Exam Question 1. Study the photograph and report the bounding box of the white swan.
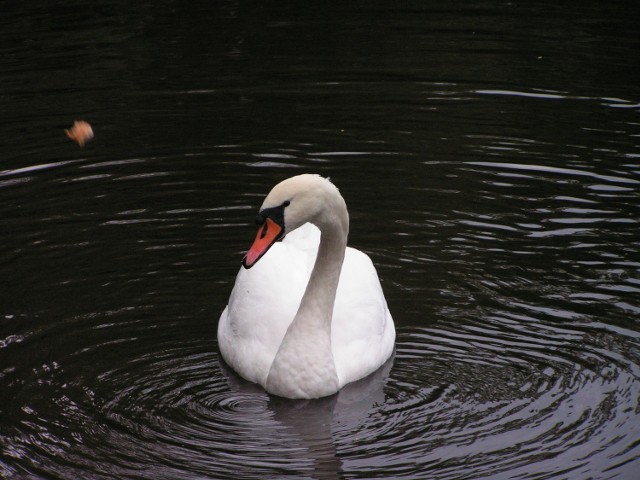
[218,174,395,399]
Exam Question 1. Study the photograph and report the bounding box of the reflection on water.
[1,1,640,479]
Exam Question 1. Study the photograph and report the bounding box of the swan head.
[242,174,348,269]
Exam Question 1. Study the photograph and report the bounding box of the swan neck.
[296,222,347,329]
[265,182,349,398]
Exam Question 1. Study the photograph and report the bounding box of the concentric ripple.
[330,316,640,479]
[3,308,638,480]
[0,311,318,479]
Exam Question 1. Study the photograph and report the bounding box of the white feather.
[218,175,395,399]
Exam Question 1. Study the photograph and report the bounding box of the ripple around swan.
[0,312,323,479]
[2,285,639,478]
[337,318,640,480]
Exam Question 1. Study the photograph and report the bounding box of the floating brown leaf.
[65,120,94,147]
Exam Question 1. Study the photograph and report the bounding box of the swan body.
[218,174,395,399]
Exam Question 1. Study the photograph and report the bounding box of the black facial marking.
[255,211,266,226]
[255,200,290,229]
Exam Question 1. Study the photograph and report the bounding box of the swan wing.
[332,247,396,385]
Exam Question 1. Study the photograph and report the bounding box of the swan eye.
[283,200,290,207]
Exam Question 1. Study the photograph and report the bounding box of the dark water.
[2,1,640,479]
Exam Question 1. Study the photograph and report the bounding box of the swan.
[218,174,395,399]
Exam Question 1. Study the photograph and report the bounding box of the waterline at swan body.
[218,174,396,399]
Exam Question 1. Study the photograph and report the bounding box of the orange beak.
[242,217,284,269]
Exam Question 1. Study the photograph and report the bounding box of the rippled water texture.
[2,2,640,479]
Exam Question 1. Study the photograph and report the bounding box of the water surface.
[1,2,639,479]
